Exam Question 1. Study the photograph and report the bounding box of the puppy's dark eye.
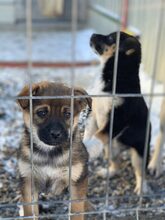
[36,109,48,118]
[105,47,109,52]
[62,106,71,119]
[64,111,71,119]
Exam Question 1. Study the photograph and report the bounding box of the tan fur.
[83,114,97,141]
[126,49,135,55]
[130,148,147,194]
[95,130,109,145]
[34,104,50,114]
[100,43,116,64]
[23,112,31,129]
[21,178,39,220]
[92,97,111,128]
[148,98,165,176]
[71,177,88,220]
[109,160,120,177]
[17,81,92,220]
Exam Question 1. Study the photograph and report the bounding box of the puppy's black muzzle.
[90,33,114,55]
[50,129,62,140]
[90,33,105,55]
[90,33,98,46]
[38,120,68,146]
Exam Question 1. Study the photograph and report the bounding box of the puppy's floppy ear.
[17,84,39,110]
[121,36,141,56]
[74,87,92,110]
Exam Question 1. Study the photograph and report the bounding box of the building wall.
[88,0,121,34]
[128,0,165,83]
[88,0,165,83]
[0,0,16,24]
[14,0,88,22]
[0,0,88,25]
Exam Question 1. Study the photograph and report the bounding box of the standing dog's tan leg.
[148,98,165,176]
[94,132,119,179]
[83,114,103,158]
[70,177,89,220]
[83,114,98,141]
[130,148,148,195]
[148,132,165,177]
[108,139,124,175]
[21,178,39,220]
[95,130,108,146]
[83,113,98,154]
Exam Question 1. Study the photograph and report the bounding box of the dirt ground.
[0,67,165,219]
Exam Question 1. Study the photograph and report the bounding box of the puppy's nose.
[90,33,98,47]
[50,129,62,140]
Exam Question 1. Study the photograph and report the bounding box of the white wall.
[0,0,16,24]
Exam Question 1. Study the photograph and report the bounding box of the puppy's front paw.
[134,180,148,195]
[109,163,119,177]
[134,184,141,195]
[83,136,103,158]
[148,158,163,177]
[18,205,24,216]
[97,165,119,178]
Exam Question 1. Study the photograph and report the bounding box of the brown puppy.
[148,98,165,177]
[17,81,92,220]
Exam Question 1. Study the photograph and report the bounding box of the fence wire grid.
[0,0,165,220]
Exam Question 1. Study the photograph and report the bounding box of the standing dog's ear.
[121,36,141,56]
[17,84,40,110]
[74,87,92,111]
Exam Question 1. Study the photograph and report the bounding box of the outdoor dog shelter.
[0,0,165,219]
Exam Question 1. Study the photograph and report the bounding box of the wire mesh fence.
[0,0,165,220]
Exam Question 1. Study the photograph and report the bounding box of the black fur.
[91,31,151,163]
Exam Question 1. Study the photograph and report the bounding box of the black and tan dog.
[17,81,92,220]
[83,32,151,194]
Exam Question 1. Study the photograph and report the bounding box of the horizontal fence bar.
[0,61,99,68]
[1,93,165,101]
[2,206,165,220]
[1,190,165,209]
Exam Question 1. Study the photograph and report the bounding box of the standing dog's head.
[17,81,91,147]
[90,31,141,64]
